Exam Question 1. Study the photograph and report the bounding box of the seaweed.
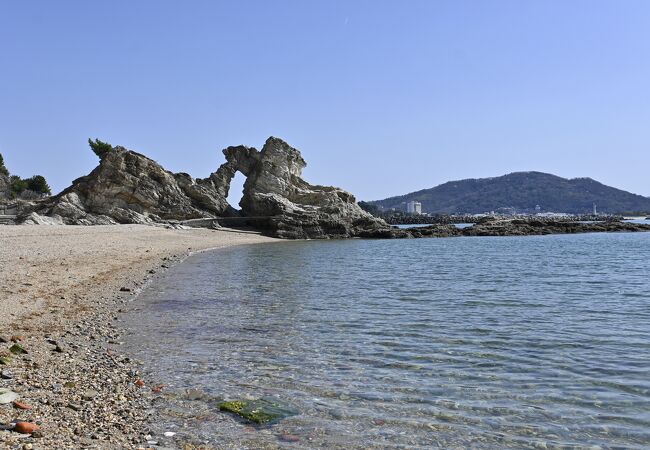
[218,398,295,424]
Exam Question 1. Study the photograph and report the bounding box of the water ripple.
[125,233,650,449]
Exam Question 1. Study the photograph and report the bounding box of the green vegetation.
[88,138,113,158]
[25,175,51,195]
[358,201,380,216]
[0,153,51,198]
[0,153,8,176]
[9,176,28,196]
[9,175,51,197]
[371,172,650,215]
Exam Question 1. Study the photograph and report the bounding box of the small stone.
[0,336,8,343]
[119,287,131,292]
[0,356,10,365]
[278,434,300,443]
[0,388,20,404]
[12,401,31,410]
[0,369,12,379]
[10,335,24,342]
[67,402,82,411]
[64,381,76,388]
[82,389,99,400]
[23,444,33,450]
[163,431,176,437]
[13,422,40,434]
[9,344,27,355]
[134,379,145,388]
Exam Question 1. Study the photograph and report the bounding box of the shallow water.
[125,233,650,449]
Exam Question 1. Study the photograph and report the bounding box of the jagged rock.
[20,137,393,238]
[23,144,234,225]
[216,137,390,238]
[21,212,65,225]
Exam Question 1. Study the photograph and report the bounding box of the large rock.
[23,144,235,225]
[216,137,390,238]
[20,137,392,238]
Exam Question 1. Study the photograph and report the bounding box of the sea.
[124,227,650,449]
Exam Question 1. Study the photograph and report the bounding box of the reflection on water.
[125,233,650,449]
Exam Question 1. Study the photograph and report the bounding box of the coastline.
[0,224,275,449]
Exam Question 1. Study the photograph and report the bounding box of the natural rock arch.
[21,136,389,238]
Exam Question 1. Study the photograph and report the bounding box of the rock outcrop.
[216,137,389,238]
[21,137,392,238]
[23,143,235,226]
[395,218,650,238]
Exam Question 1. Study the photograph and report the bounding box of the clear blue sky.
[1,0,649,204]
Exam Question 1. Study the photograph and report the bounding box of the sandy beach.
[0,224,275,449]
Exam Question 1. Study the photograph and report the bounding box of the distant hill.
[370,172,650,215]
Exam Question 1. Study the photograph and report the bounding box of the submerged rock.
[218,399,295,424]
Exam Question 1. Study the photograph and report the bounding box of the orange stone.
[14,421,40,434]
[12,401,32,410]
[134,379,145,387]
[10,335,24,342]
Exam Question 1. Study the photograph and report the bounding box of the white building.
[407,201,422,214]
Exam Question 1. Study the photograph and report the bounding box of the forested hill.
[370,172,650,215]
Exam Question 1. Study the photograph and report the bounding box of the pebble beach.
[0,225,274,449]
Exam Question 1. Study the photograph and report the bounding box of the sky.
[1,0,649,206]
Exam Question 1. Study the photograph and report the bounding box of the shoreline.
[0,224,276,449]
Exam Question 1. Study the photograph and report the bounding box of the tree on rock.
[25,175,51,195]
[0,153,8,176]
[10,176,28,197]
[88,138,113,158]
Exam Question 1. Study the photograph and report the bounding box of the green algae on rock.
[218,399,295,424]
[9,344,27,354]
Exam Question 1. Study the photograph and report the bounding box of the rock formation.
[21,137,392,238]
[216,137,389,238]
[22,142,235,226]
[397,218,650,238]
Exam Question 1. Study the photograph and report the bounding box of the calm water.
[125,233,650,449]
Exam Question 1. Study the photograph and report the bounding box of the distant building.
[593,203,597,215]
[407,201,422,214]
